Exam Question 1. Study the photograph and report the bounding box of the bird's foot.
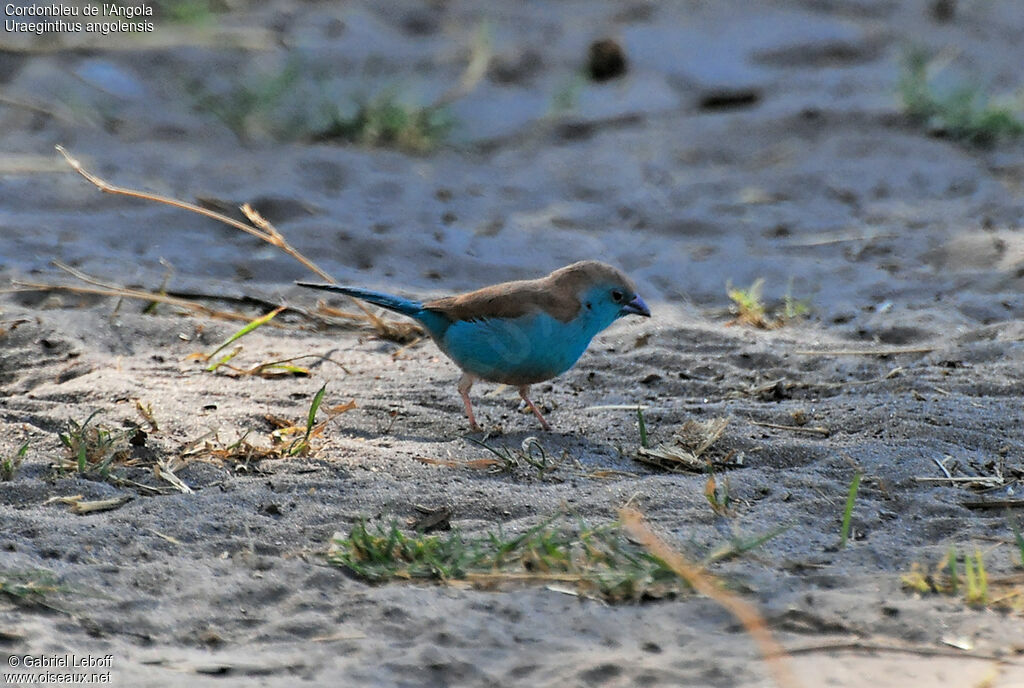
[518,386,551,431]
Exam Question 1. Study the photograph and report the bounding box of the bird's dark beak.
[620,295,650,318]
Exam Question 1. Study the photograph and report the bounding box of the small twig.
[584,404,656,411]
[389,336,424,360]
[961,499,1024,510]
[240,353,351,376]
[147,529,182,545]
[785,640,1012,663]
[750,421,830,436]
[165,290,295,311]
[70,495,133,514]
[8,279,258,323]
[783,231,900,247]
[154,459,193,494]
[311,631,367,642]
[914,477,1004,486]
[53,260,144,292]
[794,347,936,356]
[56,145,333,278]
[53,262,300,325]
[431,24,491,109]
[792,367,905,392]
[932,456,954,481]
[740,379,788,396]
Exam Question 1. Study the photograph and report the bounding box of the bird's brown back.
[423,261,635,324]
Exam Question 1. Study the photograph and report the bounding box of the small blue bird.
[297,261,650,431]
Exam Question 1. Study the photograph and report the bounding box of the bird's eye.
[611,289,624,303]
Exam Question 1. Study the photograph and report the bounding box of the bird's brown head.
[549,261,651,321]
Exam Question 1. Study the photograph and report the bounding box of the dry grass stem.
[54,145,420,342]
[148,529,182,546]
[635,417,737,472]
[785,640,1010,661]
[55,145,330,277]
[431,24,491,109]
[69,496,133,514]
[415,456,505,471]
[783,231,901,247]
[135,400,159,432]
[750,421,830,436]
[8,278,257,323]
[794,347,936,356]
[619,508,802,688]
[961,499,1024,510]
[191,398,356,466]
[155,458,193,494]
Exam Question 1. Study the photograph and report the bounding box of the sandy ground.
[4,1,1024,686]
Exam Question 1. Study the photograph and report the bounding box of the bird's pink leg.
[458,373,481,431]
[518,386,551,431]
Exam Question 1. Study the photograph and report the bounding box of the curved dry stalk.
[54,145,420,341]
[0,92,78,125]
[619,508,803,688]
[47,261,308,325]
[55,145,313,265]
[432,24,491,109]
[9,279,254,323]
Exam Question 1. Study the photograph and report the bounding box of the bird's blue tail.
[296,283,423,317]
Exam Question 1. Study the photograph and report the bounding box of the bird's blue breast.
[434,311,595,385]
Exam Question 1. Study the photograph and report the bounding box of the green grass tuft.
[1009,512,1024,568]
[317,93,454,153]
[329,516,712,602]
[0,569,65,606]
[727,279,767,326]
[1,442,29,481]
[902,546,996,610]
[899,48,1024,146]
[963,548,988,606]
[191,58,305,139]
[288,383,326,456]
[783,278,811,320]
[727,278,810,329]
[550,73,586,115]
[190,58,453,152]
[947,544,959,594]
[636,406,649,449]
[839,470,862,548]
[57,411,136,477]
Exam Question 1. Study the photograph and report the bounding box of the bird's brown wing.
[423,277,581,324]
[423,261,634,324]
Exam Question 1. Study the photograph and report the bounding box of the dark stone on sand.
[588,38,628,82]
